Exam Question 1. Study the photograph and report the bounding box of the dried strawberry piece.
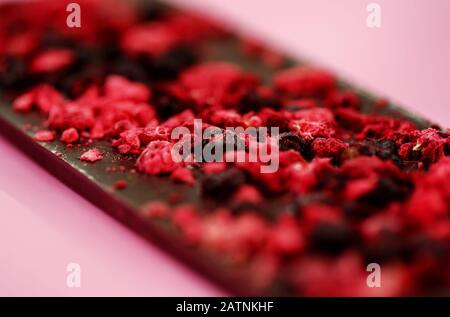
[274,66,336,98]
[34,130,55,142]
[137,140,180,175]
[80,148,103,163]
[30,49,74,73]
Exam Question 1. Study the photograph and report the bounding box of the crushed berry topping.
[2,0,450,297]
[60,127,79,144]
[80,148,103,163]
[34,130,55,142]
[114,179,128,190]
[30,49,75,73]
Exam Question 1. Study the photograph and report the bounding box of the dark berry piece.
[150,46,197,80]
[359,177,413,208]
[154,94,186,120]
[309,222,355,256]
[265,114,290,133]
[0,55,31,89]
[358,139,397,160]
[400,235,449,262]
[137,1,167,21]
[362,230,402,263]
[279,132,311,158]
[201,168,246,201]
[238,91,281,113]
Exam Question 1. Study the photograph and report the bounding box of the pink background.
[1,0,449,296]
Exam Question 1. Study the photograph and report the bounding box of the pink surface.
[1,0,450,296]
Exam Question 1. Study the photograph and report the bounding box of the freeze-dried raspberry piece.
[405,157,450,226]
[47,102,95,131]
[13,84,64,114]
[137,140,180,175]
[334,108,367,132]
[104,75,151,102]
[397,128,448,165]
[292,107,335,123]
[114,179,127,190]
[170,167,195,185]
[201,167,246,200]
[30,49,75,73]
[143,201,170,219]
[328,156,413,209]
[233,184,263,204]
[34,130,55,142]
[285,158,334,194]
[289,119,336,140]
[113,127,169,154]
[171,204,202,243]
[80,148,103,162]
[60,127,79,144]
[239,38,284,68]
[208,109,243,128]
[291,253,375,296]
[267,214,304,255]
[274,67,336,97]
[278,150,305,166]
[121,22,179,57]
[12,91,35,112]
[312,137,348,158]
[325,90,359,110]
[200,210,269,260]
[166,12,225,42]
[171,62,258,108]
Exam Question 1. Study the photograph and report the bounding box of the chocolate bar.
[1,0,449,296]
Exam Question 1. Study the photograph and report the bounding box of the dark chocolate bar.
[1,0,449,296]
